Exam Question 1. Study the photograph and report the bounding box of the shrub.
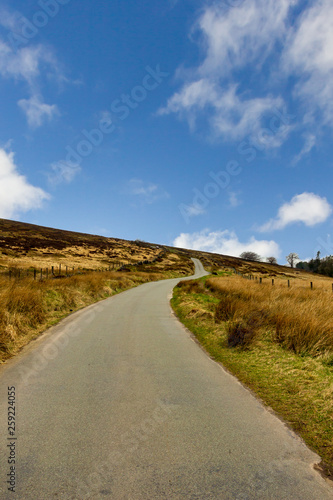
[176,280,204,294]
[227,320,257,349]
[215,295,238,322]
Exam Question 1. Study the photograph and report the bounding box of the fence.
[4,262,125,281]
[227,267,333,292]
[1,249,167,281]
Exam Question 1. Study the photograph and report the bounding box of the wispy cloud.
[282,0,333,126]
[179,202,207,219]
[160,81,284,141]
[173,228,280,259]
[48,161,81,186]
[196,0,292,77]
[159,0,295,144]
[160,1,333,145]
[126,179,169,205]
[0,40,55,85]
[18,95,59,128]
[0,148,49,217]
[227,191,241,208]
[0,11,67,128]
[259,193,332,232]
[292,133,316,165]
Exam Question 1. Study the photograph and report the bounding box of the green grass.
[171,281,333,479]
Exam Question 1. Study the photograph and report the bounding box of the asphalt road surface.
[0,259,332,499]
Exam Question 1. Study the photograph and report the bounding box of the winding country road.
[0,259,332,499]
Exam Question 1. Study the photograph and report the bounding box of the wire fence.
[1,250,167,281]
[2,262,125,281]
[222,267,333,293]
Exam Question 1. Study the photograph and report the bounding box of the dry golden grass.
[0,242,160,273]
[0,269,163,363]
[206,275,333,358]
[0,218,165,273]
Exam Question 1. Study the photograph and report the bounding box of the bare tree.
[266,256,277,265]
[240,251,261,262]
[286,252,299,268]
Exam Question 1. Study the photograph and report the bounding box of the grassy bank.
[0,253,194,363]
[171,272,333,478]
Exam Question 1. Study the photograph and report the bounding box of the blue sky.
[0,0,333,264]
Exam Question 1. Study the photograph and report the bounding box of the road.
[0,258,332,499]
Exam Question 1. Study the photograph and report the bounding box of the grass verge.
[171,273,333,479]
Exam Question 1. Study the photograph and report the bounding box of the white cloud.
[0,23,66,127]
[159,0,295,143]
[48,161,81,186]
[292,133,316,165]
[259,193,332,232]
[227,191,241,208]
[179,202,207,220]
[18,95,59,128]
[129,179,158,196]
[173,228,280,258]
[0,41,55,85]
[126,179,169,204]
[197,0,293,77]
[160,80,284,141]
[282,0,333,125]
[161,1,333,142]
[0,148,49,217]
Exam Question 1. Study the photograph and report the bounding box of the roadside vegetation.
[0,253,193,363]
[172,270,333,478]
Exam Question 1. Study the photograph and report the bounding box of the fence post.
[259,277,262,284]
[52,266,54,276]
[272,279,274,285]
[59,264,61,276]
[288,280,290,288]
[34,269,37,280]
[310,282,313,290]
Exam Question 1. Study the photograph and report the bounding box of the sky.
[0,0,333,264]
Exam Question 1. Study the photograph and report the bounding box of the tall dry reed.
[206,276,333,357]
